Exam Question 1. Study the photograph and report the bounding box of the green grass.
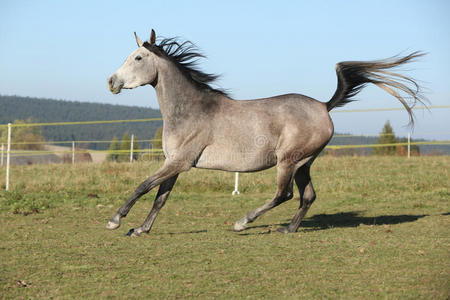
[0,156,449,298]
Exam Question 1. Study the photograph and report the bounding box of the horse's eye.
[135,56,142,61]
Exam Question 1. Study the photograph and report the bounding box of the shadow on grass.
[161,229,208,235]
[298,211,427,231]
[240,211,428,234]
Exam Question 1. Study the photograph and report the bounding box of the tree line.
[0,95,162,150]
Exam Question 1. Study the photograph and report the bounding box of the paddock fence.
[1,105,449,192]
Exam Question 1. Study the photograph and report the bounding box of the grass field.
[0,156,449,298]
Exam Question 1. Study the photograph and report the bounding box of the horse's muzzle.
[108,74,124,94]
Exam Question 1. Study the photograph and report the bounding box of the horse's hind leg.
[277,163,316,233]
[233,162,295,232]
[126,175,178,237]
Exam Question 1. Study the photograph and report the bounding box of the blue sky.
[1,0,449,139]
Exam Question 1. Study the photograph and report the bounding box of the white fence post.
[72,141,75,164]
[6,123,11,191]
[149,140,152,161]
[130,134,134,163]
[1,143,4,166]
[232,172,240,195]
[407,132,411,159]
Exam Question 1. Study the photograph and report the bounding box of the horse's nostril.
[108,75,123,94]
[109,74,119,87]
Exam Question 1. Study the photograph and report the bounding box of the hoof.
[233,222,248,232]
[277,227,290,234]
[106,220,120,230]
[126,228,145,237]
[126,228,138,237]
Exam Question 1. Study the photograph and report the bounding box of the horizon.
[1,94,446,142]
[1,1,449,140]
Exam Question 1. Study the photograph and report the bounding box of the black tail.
[326,52,427,125]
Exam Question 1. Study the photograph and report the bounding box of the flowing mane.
[143,38,228,96]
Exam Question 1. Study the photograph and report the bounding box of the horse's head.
[108,30,158,94]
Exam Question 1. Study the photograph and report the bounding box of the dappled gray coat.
[106,30,425,237]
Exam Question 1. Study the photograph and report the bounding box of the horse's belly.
[195,145,276,172]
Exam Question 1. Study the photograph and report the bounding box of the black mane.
[143,38,228,96]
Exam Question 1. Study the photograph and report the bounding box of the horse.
[107,29,425,236]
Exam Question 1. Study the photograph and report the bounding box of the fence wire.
[1,105,449,191]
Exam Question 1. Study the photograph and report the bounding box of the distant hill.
[0,95,162,149]
[0,95,447,154]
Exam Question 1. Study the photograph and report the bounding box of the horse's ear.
[134,32,143,47]
[150,29,156,45]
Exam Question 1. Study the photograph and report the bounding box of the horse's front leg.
[126,174,178,236]
[106,160,189,231]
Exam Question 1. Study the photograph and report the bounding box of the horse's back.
[232,93,333,139]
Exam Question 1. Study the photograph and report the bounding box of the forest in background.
[0,95,162,150]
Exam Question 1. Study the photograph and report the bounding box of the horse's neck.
[154,59,216,129]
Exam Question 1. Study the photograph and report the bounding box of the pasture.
[0,156,448,298]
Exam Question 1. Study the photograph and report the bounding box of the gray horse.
[107,30,425,236]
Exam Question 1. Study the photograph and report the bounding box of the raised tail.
[326,52,427,125]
